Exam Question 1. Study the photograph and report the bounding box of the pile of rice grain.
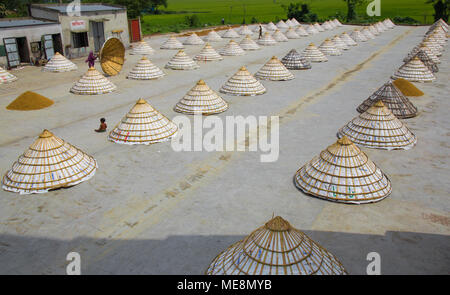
[6,91,54,111]
[393,78,424,97]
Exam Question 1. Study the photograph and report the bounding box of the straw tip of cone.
[337,136,353,145]
[265,216,291,231]
[197,79,206,85]
[373,100,385,107]
[239,66,247,71]
[39,129,53,138]
[136,98,147,104]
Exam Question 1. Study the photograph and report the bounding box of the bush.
[285,3,318,23]
[184,15,201,27]
[393,16,420,24]
[251,17,258,24]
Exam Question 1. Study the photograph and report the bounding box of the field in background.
[141,0,434,35]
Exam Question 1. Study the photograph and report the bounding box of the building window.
[72,32,89,48]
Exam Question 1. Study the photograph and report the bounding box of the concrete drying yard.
[0,25,448,275]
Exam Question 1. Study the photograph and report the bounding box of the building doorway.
[52,33,63,55]
[3,37,30,68]
[91,21,105,52]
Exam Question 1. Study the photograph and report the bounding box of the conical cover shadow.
[220,66,266,96]
[43,52,77,72]
[174,80,229,115]
[2,129,97,194]
[357,81,418,119]
[294,136,392,204]
[127,56,165,80]
[255,56,295,81]
[206,216,348,275]
[70,67,117,95]
[338,100,417,150]
[108,98,178,145]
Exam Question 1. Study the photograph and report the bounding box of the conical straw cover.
[272,30,288,42]
[357,81,418,119]
[318,39,342,56]
[257,32,277,46]
[281,49,312,70]
[204,30,223,42]
[195,43,223,61]
[369,25,380,36]
[341,32,357,46]
[160,36,184,49]
[206,216,348,275]
[338,100,417,150]
[361,27,375,39]
[222,28,240,38]
[285,19,294,28]
[351,30,368,42]
[405,45,440,64]
[43,52,77,72]
[70,67,117,95]
[2,129,97,194]
[108,98,178,145]
[174,80,229,115]
[239,25,253,35]
[306,24,319,34]
[295,26,309,36]
[334,19,343,27]
[239,35,260,51]
[183,33,205,45]
[255,56,295,81]
[0,66,18,83]
[332,35,349,50]
[276,20,289,29]
[130,40,155,55]
[285,27,300,39]
[314,22,324,32]
[421,39,442,57]
[266,22,277,31]
[127,56,165,80]
[220,66,266,96]
[321,21,332,30]
[294,136,392,204]
[292,18,301,26]
[404,50,439,73]
[219,40,245,56]
[302,43,328,62]
[392,56,436,83]
[165,50,200,70]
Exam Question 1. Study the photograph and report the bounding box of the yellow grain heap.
[393,78,424,97]
[6,91,54,111]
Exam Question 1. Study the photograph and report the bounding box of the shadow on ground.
[0,230,448,274]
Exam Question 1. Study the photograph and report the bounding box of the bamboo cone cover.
[334,19,343,27]
[130,41,155,55]
[204,30,223,42]
[375,22,386,32]
[421,40,442,56]
[183,33,205,45]
[2,130,97,194]
[43,52,77,72]
[108,99,177,145]
[351,30,368,42]
[361,28,376,39]
[222,28,240,38]
[220,66,266,96]
[127,56,165,80]
[392,57,436,83]
[206,216,348,275]
[295,26,309,36]
[272,30,288,42]
[281,49,312,70]
[427,33,446,46]
[174,80,229,115]
[302,43,328,62]
[291,18,301,26]
[285,28,301,39]
[165,50,200,70]
[276,20,289,29]
[338,100,417,150]
[285,19,294,28]
[160,36,184,49]
[306,24,319,34]
[341,32,358,46]
[321,22,333,31]
[255,56,295,81]
[239,35,260,51]
[195,43,223,61]
[266,22,277,31]
[332,36,350,51]
[314,23,324,32]
[369,25,380,36]
[70,67,117,95]
[219,40,245,56]
[405,45,440,64]
[318,39,342,56]
[257,32,277,46]
[357,81,418,119]
[294,136,392,204]
[0,66,18,84]
[423,36,444,51]
[404,50,439,73]
[239,25,253,35]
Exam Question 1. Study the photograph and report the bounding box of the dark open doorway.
[16,37,30,64]
[52,34,63,55]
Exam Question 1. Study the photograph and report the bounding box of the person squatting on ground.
[95,118,107,133]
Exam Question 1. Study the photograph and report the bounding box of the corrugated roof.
[0,18,58,29]
[36,4,124,13]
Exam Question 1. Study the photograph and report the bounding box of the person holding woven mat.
[95,118,107,133]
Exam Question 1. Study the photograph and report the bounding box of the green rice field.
[141,0,435,35]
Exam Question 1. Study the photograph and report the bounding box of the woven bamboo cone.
[42,52,77,72]
[130,40,155,55]
[219,66,266,96]
[160,36,184,50]
[302,43,328,62]
[127,56,165,80]
[70,67,117,95]
[195,43,223,61]
[165,50,200,70]
[255,56,295,81]
[0,66,18,84]
[392,56,436,83]
[206,216,348,275]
